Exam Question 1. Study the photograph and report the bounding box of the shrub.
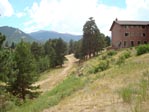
[136,44,149,55]
[95,60,109,71]
[101,54,108,60]
[122,51,131,59]
[92,66,100,74]
[98,60,109,72]
[116,55,125,66]
[116,51,131,66]
[91,60,109,74]
[107,50,117,56]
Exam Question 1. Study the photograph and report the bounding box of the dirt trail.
[35,54,78,92]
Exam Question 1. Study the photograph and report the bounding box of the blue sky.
[0,0,149,36]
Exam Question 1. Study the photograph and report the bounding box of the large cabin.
[110,19,149,49]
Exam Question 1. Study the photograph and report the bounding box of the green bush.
[116,51,131,66]
[136,44,149,55]
[122,51,131,59]
[92,66,100,74]
[91,60,109,74]
[116,55,125,66]
[107,50,117,56]
[99,60,109,71]
[101,54,108,60]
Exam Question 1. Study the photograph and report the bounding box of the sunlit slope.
[45,48,149,112]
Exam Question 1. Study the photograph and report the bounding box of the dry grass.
[44,49,149,112]
[34,54,77,92]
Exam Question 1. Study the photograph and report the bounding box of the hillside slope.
[0,26,36,44]
[35,54,78,92]
[44,48,149,112]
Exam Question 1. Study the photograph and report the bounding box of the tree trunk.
[21,87,25,101]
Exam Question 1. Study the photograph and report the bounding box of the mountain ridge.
[0,26,36,44]
[0,26,82,44]
[29,30,82,42]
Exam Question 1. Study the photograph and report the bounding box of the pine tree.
[0,48,16,86]
[54,38,67,66]
[44,40,56,68]
[8,41,39,100]
[74,39,83,59]
[10,42,16,49]
[105,36,111,47]
[68,39,75,54]
[0,32,6,49]
[31,42,44,60]
[82,17,101,59]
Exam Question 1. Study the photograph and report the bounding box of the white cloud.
[24,0,149,36]
[16,12,26,18]
[0,0,14,16]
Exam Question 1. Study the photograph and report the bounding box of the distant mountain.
[29,30,82,42]
[0,26,36,45]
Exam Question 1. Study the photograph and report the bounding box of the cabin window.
[124,41,126,47]
[143,33,146,37]
[142,26,145,29]
[131,41,134,46]
[118,42,122,47]
[138,41,141,45]
[125,32,129,37]
[144,41,147,44]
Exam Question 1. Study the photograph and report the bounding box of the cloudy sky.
[0,0,149,36]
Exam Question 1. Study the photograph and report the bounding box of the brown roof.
[116,21,149,25]
[110,20,149,31]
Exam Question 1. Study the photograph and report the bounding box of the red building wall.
[111,23,149,49]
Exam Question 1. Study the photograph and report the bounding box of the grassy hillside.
[44,48,149,112]
[8,47,149,112]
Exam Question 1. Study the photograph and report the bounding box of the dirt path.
[35,54,78,92]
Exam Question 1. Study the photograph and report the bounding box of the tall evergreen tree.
[10,42,16,49]
[8,41,39,100]
[105,36,111,47]
[0,49,16,82]
[44,40,56,68]
[68,39,75,54]
[74,39,83,59]
[0,32,6,49]
[54,38,67,66]
[82,17,102,59]
[31,42,44,60]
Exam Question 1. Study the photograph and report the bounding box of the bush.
[116,55,125,66]
[136,44,149,55]
[107,50,117,56]
[93,60,109,73]
[116,51,131,66]
[101,54,108,60]
[99,60,109,71]
[122,51,131,59]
